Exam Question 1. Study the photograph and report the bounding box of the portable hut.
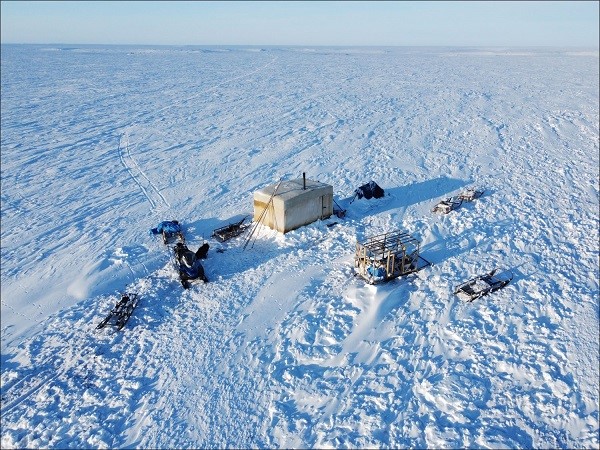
[253,174,333,233]
[354,229,430,284]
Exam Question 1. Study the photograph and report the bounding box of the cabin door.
[320,195,332,219]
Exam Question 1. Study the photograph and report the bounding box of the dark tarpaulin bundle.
[354,181,384,200]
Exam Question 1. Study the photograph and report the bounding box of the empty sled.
[454,269,513,301]
[96,293,140,331]
[212,216,250,242]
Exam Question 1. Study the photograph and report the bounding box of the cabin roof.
[255,178,332,203]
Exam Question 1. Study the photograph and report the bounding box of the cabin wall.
[253,186,333,233]
[283,192,333,232]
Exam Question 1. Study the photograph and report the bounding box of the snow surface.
[1,44,599,448]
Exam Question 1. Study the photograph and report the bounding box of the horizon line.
[2,42,599,50]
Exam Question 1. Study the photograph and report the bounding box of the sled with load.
[432,187,484,214]
[333,198,346,218]
[151,220,184,244]
[457,187,484,202]
[96,293,140,331]
[351,181,385,203]
[211,216,251,242]
[454,269,513,301]
[354,229,431,285]
[432,196,463,214]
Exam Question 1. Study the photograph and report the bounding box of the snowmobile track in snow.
[118,132,170,210]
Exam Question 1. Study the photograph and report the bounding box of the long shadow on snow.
[180,215,250,244]
[184,214,286,281]
[337,176,468,215]
[421,217,514,267]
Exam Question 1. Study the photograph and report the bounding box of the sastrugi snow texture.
[1,45,599,449]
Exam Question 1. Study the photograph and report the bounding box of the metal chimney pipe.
[303,172,306,190]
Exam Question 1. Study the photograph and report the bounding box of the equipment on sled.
[458,187,484,202]
[454,269,513,301]
[433,187,484,214]
[351,181,385,203]
[354,229,431,285]
[151,220,184,244]
[96,293,140,331]
[211,216,251,242]
[432,196,463,214]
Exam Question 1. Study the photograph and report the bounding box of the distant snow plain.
[1,44,599,449]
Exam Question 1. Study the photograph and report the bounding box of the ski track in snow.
[1,45,599,449]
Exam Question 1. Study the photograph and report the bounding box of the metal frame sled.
[211,216,250,242]
[354,230,431,285]
[96,293,140,330]
[454,269,513,301]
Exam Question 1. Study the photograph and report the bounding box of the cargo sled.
[432,196,463,214]
[354,230,431,284]
[151,220,184,244]
[211,216,250,242]
[454,269,513,301]
[458,187,484,202]
[351,181,385,203]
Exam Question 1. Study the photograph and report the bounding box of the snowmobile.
[151,220,209,289]
[454,269,513,301]
[96,293,139,331]
[173,242,209,289]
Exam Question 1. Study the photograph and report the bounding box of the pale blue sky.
[1,1,598,47]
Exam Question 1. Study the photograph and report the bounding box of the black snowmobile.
[173,242,209,289]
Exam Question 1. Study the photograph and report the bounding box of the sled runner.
[211,216,250,242]
[454,269,513,301]
[96,293,140,330]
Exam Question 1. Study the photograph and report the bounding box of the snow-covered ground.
[1,44,598,449]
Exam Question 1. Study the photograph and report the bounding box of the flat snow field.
[1,45,599,449]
